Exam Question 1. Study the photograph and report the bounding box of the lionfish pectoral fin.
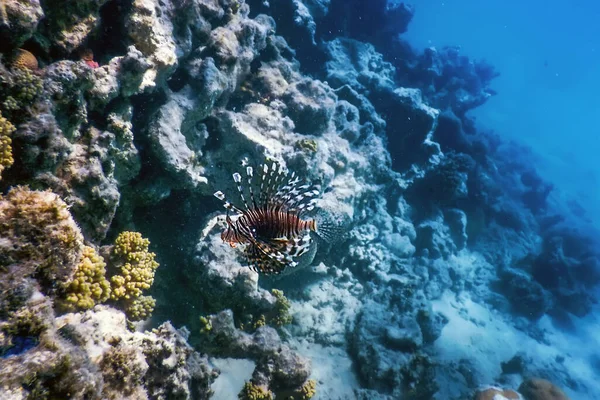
[245,243,288,275]
[286,233,312,258]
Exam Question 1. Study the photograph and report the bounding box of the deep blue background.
[404,0,600,225]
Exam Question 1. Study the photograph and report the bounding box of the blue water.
[406,0,600,225]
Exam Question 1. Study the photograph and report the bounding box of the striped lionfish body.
[213,161,324,275]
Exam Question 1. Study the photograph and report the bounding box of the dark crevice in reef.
[201,117,223,154]
[167,65,190,93]
[133,189,216,328]
[130,92,168,163]
[104,91,168,241]
[90,0,132,63]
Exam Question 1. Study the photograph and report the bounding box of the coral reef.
[200,310,313,397]
[0,0,597,399]
[6,305,217,400]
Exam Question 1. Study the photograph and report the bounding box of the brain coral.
[518,378,569,400]
[12,48,39,71]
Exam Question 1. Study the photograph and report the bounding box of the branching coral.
[269,289,292,327]
[125,295,156,322]
[59,246,111,311]
[0,111,15,179]
[0,186,158,321]
[107,231,159,320]
[110,231,159,301]
[298,379,317,400]
[52,230,159,320]
[239,381,273,400]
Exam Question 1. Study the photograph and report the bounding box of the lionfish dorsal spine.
[232,172,252,211]
[245,166,258,209]
[213,190,244,214]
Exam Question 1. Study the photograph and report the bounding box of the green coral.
[0,111,15,179]
[239,381,273,400]
[0,186,84,290]
[2,308,47,338]
[269,289,292,327]
[110,231,159,301]
[295,139,318,153]
[99,345,144,396]
[0,67,43,123]
[60,245,111,311]
[125,295,156,322]
[199,316,212,333]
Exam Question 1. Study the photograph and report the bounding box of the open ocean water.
[407,0,600,226]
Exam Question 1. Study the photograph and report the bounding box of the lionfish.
[213,161,338,275]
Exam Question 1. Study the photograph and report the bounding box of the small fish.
[213,161,339,275]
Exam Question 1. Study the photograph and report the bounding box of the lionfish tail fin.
[313,210,349,244]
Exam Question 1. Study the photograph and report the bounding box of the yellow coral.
[110,231,159,301]
[0,111,15,179]
[299,379,317,400]
[199,316,212,333]
[124,295,156,321]
[113,231,152,258]
[238,381,273,400]
[253,315,266,330]
[61,246,111,311]
[270,289,292,327]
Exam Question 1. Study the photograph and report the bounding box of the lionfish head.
[220,225,234,244]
